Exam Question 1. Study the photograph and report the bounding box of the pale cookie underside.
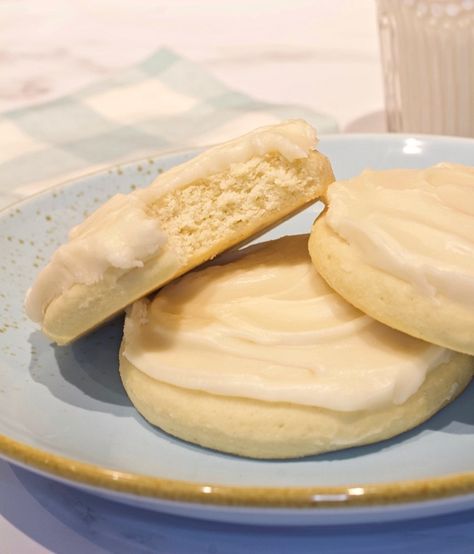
[42,150,334,344]
[309,216,474,356]
[119,347,473,459]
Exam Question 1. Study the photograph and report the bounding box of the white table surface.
[1,0,384,129]
[5,2,469,552]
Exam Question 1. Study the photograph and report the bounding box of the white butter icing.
[325,163,474,307]
[137,119,317,202]
[123,235,450,411]
[25,193,167,322]
[26,119,317,323]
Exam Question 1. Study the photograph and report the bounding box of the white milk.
[377,0,474,136]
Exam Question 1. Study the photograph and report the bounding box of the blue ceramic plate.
[1,135,473,525]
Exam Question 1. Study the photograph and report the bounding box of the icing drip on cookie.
[325,163,474,307]
[25,120,317,323]
[25,193,166,322]
[123,235,450,411]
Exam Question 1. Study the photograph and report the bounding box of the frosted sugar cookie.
[119,235,473,459]
[310,164,474,355]
[25,120,333,344]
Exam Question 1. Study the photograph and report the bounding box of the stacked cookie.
[26,121,474,459]
[25,120,333,345]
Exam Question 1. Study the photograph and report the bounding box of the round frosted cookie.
[119,235,473,459]
[25,120,334,344]
[309,164,474,355]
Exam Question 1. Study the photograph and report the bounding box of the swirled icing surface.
[123,235,451,411]
[325,163,474,307]
[25,119,317,323]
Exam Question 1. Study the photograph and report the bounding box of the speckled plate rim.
[2,431,474,508]
[1,133,474,511]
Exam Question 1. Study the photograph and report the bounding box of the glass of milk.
[376,0,474,136]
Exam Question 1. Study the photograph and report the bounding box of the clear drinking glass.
[376,0,474,136]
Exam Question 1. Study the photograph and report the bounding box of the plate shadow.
[28,316,130,414]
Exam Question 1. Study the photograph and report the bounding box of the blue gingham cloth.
[0,48,338,210]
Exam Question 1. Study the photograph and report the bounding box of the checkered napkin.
[0,48,338,210]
